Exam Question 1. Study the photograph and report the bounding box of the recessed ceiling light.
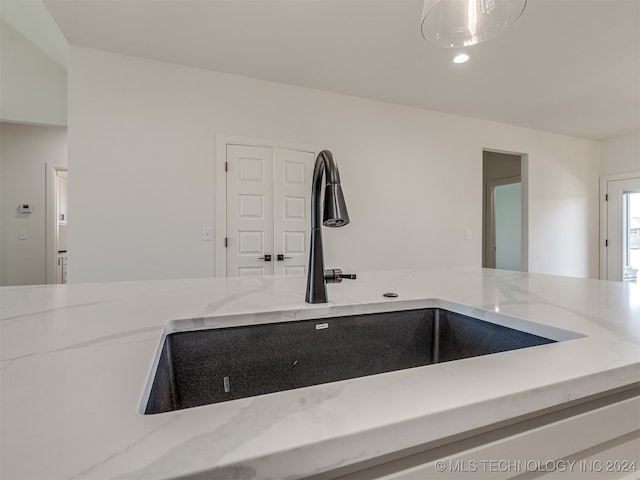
[451,53,471,64]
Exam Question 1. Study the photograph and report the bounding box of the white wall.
[67,46,601,283]
[0,20,67,126]
[0,122,67,285]
[600,133,640,177]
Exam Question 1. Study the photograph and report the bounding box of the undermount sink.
[143,307,567,414]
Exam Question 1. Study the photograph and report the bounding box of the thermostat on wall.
[19,204,32,213]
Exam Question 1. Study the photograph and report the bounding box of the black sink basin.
[144,308,555,414]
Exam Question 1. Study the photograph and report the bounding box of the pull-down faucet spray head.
[306,150,351,304]
[323,183,349,228]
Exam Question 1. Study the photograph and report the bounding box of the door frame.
[599,171,640,280]
[45,164,68,284]
[482,149,529,272]
[215,135,322,277]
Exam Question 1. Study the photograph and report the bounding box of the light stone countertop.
[1,268,639,479]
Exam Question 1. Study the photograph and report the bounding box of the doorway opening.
[482,150,528,271]
[46,165,68,284]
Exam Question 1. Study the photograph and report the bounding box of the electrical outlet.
[19,229,28,240]
[202,227,213,241]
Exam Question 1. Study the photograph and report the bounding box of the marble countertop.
[2,268,639,479]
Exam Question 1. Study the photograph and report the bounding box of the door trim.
[482,148,529,273]
[599,171,640,280]
[215,135,322,277]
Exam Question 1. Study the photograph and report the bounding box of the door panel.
[485,176,522,270]
[273,148,314,276]
[226,145,314,277]
[238,266,266,278]
[283,265,305,276]
[495,182,522,271]
[226,145,274,276]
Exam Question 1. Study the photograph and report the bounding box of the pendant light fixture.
[421,0,527,48]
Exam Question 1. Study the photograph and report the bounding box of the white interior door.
[485,176,522,270]
[273,148,314,276]
[226,145,275,277]
[494,182,522,271]
[606,176,640,282]
[226,145,313,277]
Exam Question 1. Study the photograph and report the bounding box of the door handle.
[258,254,272,262]
[277,254,292,261]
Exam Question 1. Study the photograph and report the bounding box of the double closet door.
[226,145,314,277]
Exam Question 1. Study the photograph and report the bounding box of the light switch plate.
[19,229,28,240]
[202,227,213,241]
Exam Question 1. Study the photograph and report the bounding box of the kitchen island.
[1,268,639,479]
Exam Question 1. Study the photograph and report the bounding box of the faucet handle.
[324,269,357,283]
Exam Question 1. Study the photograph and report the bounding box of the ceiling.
[43,0,640,141]
[0,0,67,67]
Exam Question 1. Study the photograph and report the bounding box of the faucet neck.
[305,227,327,303]
[310,150,340,229]
[306,150,343,304]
